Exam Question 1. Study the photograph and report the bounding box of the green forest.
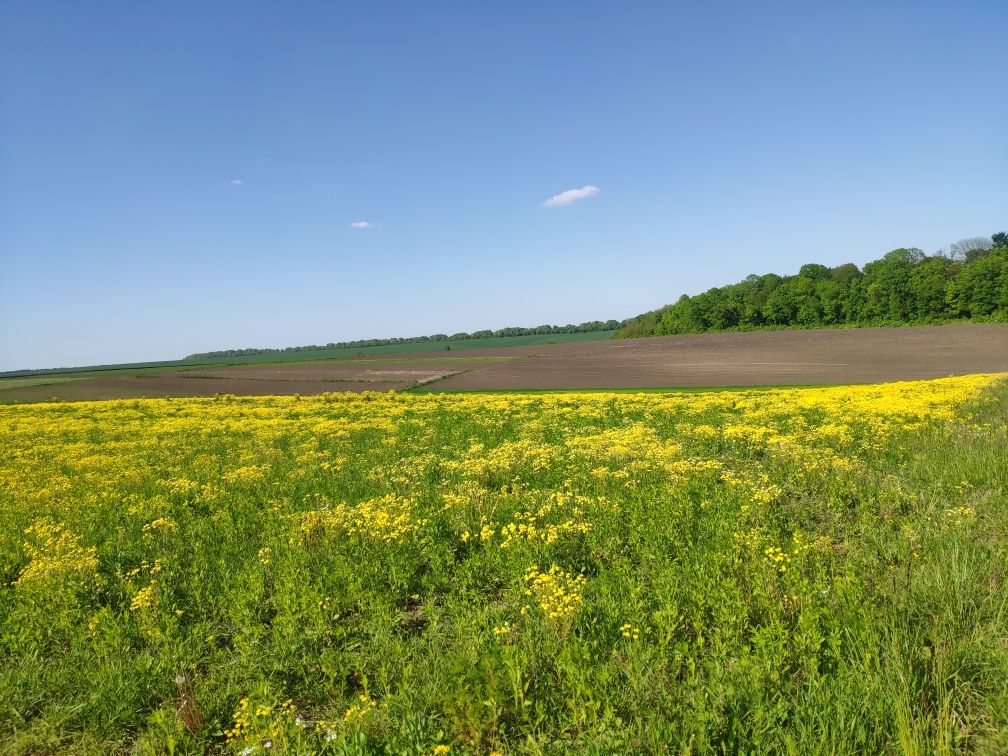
[618,232,1008,338]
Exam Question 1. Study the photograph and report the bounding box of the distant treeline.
[618,232,1008,338]
[185,320,627,360]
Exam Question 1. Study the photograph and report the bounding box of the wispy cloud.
[231,179,243,186]
[541,185,599,208]
[350,220,377,229]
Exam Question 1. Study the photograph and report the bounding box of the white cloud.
[231,179,243,186]
[541,185,599,208]
[350,220,377,229]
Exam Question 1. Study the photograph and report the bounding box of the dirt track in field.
[1,325,1005,403]
[175,362,462,386]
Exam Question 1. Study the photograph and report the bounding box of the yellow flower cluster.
[15,518,98,592]
[763,545,791,574]
[620,623,640,641]
[225,695,297,744]
[499,495,593,549]
[445,438,557,483]
[790,530,832,557]
[499,518,592,549]
[943,506,976,527]
[130,583,158,612]
[221,464,267,485]
[523,565,587,622]
[342,693,376,724]
[292,494,426,545]
[141,517,178,535]
[567,424,677,462]
[126,558,163,579]
[723,470,784,510]
[735,526,833,567]
[723,423,783,447]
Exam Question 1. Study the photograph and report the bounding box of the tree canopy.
[617,233,1008,338]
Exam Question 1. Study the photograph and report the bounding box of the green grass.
[0,377,1005,753]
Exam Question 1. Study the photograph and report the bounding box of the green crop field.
[0,331,613,380]
[0,376,97,390]
[1,375,1006,753]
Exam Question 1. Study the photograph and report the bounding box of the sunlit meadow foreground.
[2,376,1007,753]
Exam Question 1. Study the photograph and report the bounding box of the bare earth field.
[428,324,1008,390]
[1,325,1005,402]
[0,359,478,403]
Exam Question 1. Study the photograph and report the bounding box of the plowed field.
[1,325,1005,402]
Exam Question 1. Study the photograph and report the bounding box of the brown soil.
[0,375,421,402]
[0,360,462,403]
[425,324,1008,390]
[1,325,1005,403]
[176,363,459,384]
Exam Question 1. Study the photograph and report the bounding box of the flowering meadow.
[1,375,1007,753]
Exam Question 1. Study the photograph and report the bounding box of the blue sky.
[1,1,1006,370]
